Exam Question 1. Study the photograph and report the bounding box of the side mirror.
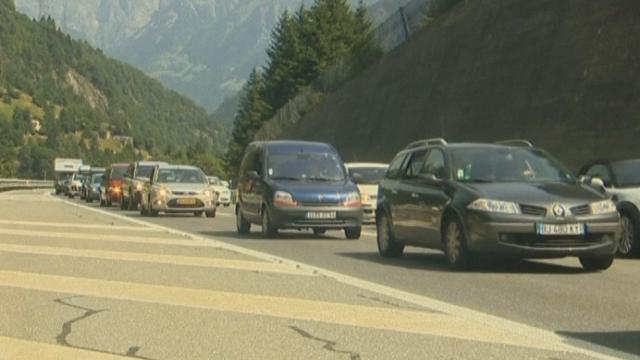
[417,173,440,184]
[247,171,260,180]
[590,177,606,191]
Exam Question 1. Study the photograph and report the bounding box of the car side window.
[252,150,263,176]
[420,149,446,179]
[403,150,428,179]
[386,153,408,179]
[587,164,613,185]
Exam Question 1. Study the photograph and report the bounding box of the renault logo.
[551,203,566,217]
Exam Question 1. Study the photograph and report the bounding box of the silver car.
[140,165,217,217]
[581,159,640,256]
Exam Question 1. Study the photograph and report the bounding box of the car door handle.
[411,192,419,199]
[391,189,398,195]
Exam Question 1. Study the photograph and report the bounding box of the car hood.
[610,187,640,207]
[461,182,605,207]
[161,183,207,193]
[270,180,358,203]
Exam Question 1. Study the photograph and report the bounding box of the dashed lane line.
[0,270,565,351]
[54,194,620,360]
[0,243,313,276]
[0,335,129,360]
[0,219,164,232]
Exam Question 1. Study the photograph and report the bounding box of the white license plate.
[306,211,337,220]
[536,223,584,235]
[177,198,197,205]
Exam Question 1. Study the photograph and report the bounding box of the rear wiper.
[467,178,494,183]
[307,177,338,182]
[271,177,301,181]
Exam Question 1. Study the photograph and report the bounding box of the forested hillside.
[0,0,225,178]
[275,0,640,169]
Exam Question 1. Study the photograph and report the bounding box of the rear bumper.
[362,203,376,224]
[269,205,363,229]
[465,212,620,257]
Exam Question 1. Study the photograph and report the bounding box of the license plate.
[536,223,584,235]
[177,198,197,205]
[306,211,337,220]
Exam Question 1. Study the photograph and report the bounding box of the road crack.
[54,296,154,359]
[289,326,361,360]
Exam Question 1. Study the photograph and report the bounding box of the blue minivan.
[236,141,364,239]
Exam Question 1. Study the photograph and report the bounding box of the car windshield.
[93,175,104,184]
[136,166,154,178]
[111,167,127,179]
[611,160,640,187]
[452,147,575,183]
[208,177,223,186]
[156,169,206,184]
[349,166,388,185]
[268,152,345,181]
[74,174,87,181]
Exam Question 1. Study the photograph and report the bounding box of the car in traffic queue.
[122,161,168,211]
[85,172,105,203]
[580,159,640,256]
[81,167,105,201]
[66,170,88,198]
[207,176,232,207]
[346,163,389,224]
[235,141,363,239]
[139,164,217,218]
[100,163,128,207]
[376,138,620,271]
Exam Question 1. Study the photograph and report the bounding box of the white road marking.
[0,243,312,276]
[0,335,129,359]
[53,194,619,360]
[0,219,163,232]
[0,228,218,249]
[0,270,565,351]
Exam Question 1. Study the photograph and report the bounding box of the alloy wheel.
[619,215,635,255]
[446,221,462,264]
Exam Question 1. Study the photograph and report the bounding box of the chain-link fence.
[374,0,431,53]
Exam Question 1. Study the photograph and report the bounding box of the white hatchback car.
[581,159,640,256]
[207,176,232,207]
[346,163,389,224]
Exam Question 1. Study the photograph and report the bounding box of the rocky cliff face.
[15,0,382,112]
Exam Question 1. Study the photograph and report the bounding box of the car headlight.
[468,198,520,214]
[590,200,617,215]
[274,191,298,207]
[203,189,212,198]
[343,191,362,208]
[158,188,169,198]
[136,183,143,191]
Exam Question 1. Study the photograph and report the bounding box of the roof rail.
[405,138,448,149]
[496,139,533,148]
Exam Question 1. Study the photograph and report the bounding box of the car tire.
[619,213,639,257]
[261,208,278,238]
[206,210,216,218]
[313,229,326,237]
[377,212,404,257]
[236,206,251,234]
[140,204,148,217]
[128,193,136,210]
[344,227,361,240]
[100,199,106,207]
[120,197,127,210]
[580,255,614,272]
[194,211,204,217]
[443,217,473,270]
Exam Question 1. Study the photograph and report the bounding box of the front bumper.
[465,212,620,257]
[268,205,363,229]
[151,195,216,213]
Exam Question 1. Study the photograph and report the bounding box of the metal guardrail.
[0,179,54,192]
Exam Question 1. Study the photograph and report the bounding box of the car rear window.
[268,152,345,182]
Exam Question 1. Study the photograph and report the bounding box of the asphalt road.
[1,189,639,359]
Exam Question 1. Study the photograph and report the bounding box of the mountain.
[15,0,381,113]
[0,0,225,178]
[272,0,640,169]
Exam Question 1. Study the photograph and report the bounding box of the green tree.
[225,69,270,179]
[348,0,382,76]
